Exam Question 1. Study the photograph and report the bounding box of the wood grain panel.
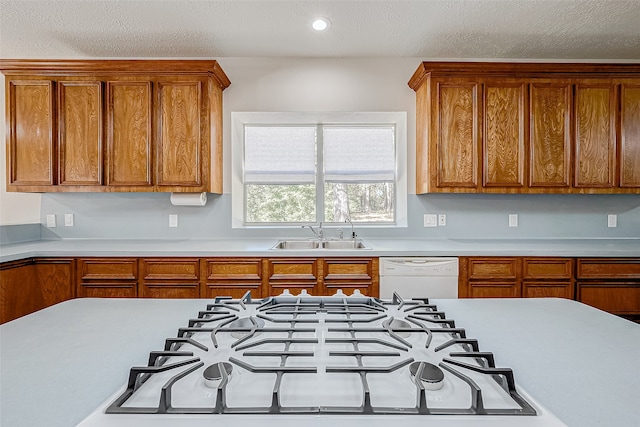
[202,284,262,299]
[523,258,573,279]
[483,82,526,187]
[209,81,222,193]
[0,260,37,323]
[34,258,74,307]
[468,258,518,279]
[141,258,199,281]
[78,283,136,298]
[469,282,521,298]
[58,81,102,185]
[140,283,199,298]
[578,283,640,314]
[415,78,430,193]
[435,82,478,188]
[322,258,377,296]
[523,282,574,299]
[620,85,640,187]
[8,80,55,185]
[157,81,201,186]
[205,259,262,282]
[107,81,152,186]
[78,258,137,280]
[574,84,616,187]
[529,83,571,187]
[577,259,640,279]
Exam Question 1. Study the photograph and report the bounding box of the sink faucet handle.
[345,218,356,239]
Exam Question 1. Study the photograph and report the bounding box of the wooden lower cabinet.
[202,258,263,299]
[140,258,200,298]
[322,258,379,297]
[461,257,521,298]
[266,258,321,296]
[460,257,574,299]
[0,258,74,324]
[576,258,640,319]
[77,258,137,298]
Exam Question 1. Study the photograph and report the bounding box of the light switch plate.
[169,214,178,228]
[64,213,74,227]
[608,214,617,228]
[509,214,518,227]
[46,214,56,228]
[423,214,437,227]
[438,214,447,226]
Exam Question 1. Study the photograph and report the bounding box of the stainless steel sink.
[271,240,321,250]
[321,240,371,250]
[270,239,371,250]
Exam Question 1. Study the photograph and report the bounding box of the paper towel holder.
[170,192,208,206]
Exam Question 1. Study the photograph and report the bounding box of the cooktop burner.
[79,292,566,426]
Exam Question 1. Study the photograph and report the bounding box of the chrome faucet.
[302,222,323,241]
[345,218,356,239]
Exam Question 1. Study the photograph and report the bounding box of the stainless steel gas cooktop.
[78,292,566,426]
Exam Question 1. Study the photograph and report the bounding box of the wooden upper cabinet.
[7,80,55,186]
[529,82,572,188]
[574,81,616,188]
[620,84,640,187]
[0,60,230,193]
[157,80,203,188]
[483,80,526,187]
[409,62,640,194]
[106,81,153,187]
[58,81,103,186]
[433,79,479,190]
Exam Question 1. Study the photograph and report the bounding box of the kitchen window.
[231,112,407,227]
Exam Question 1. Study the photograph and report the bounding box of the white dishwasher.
[379,257,459,299]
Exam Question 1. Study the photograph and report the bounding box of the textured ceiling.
[1,0,639,59]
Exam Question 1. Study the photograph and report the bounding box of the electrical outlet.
[509,214,518,227]
[608,214,617,228]
[438,214,446,226]
[64,213,74,227]
[169,214,178,228]
[46,214,56,228]
[423,214,437,227]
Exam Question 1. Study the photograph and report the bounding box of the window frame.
[231,111,407,228]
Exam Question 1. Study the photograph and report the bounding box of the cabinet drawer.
[78,258,137,281]
[523,258,573,279]
[142,259,199,281]
[577,259,640,279]
[578,282,640,314]
[468,258,518,279]
[205,258,262,282]
[323,258,374,283]
[267,258,318,283]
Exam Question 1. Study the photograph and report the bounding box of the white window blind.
[323,126,395,182]
[244,126,316,184]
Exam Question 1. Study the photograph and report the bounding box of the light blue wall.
[38,193,640,240]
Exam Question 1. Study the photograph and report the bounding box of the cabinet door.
[77,258,137,298]
[106,81,153,186]
[157,81,203,187]
[322,258,378,297]
[140,258,200,298]
[266,258,320,296]
[433,79,480,189]
[7,80,55,186]
[203,258,263,299]
[529,82,572,187]
[468,282,521,298]
[577,283,640,315]
[0,260,37,323]
[58,81,103,186]
[482,80,526,188]
[620,84,640,187]
[34,258,74,306]
[574,82,616,188]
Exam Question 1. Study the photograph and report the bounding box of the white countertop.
[1,237,639,263]
[1,298,639,427]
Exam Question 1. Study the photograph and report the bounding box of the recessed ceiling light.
[312,17,331,31]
